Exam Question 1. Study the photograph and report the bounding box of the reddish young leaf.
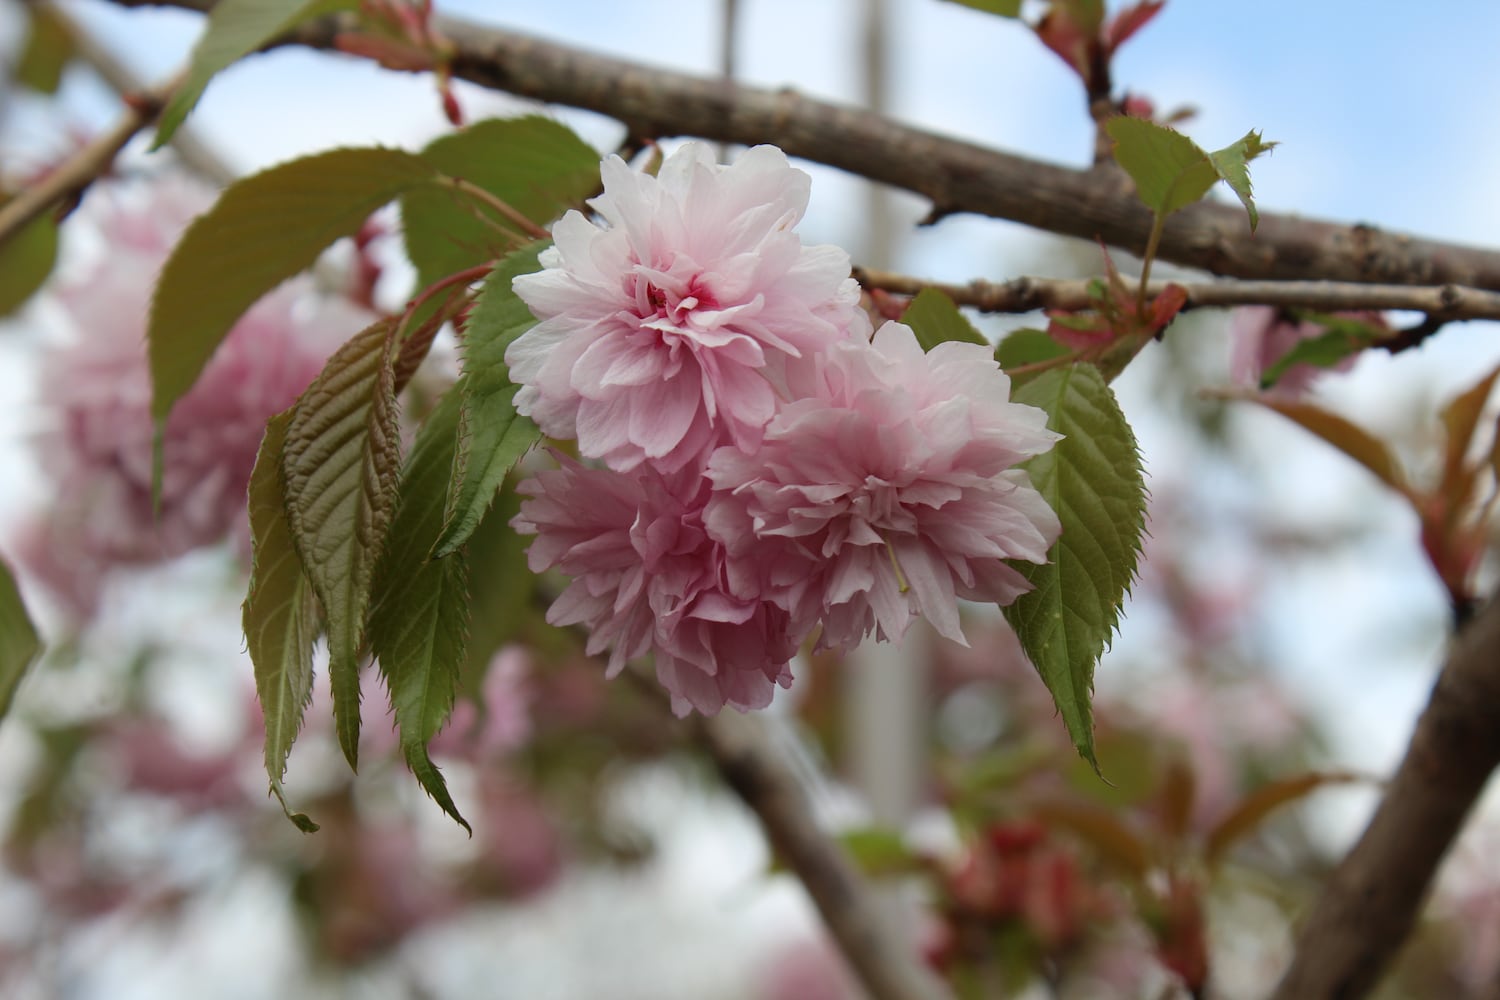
[1105,0,1165,54]
[1029,800,1151,877]
[1204,770,1367,865]
[1439,361,1500,506]
[1223,391,1413,500]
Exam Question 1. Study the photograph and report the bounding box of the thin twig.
[853,267,1500,322]
[35,0,235,185]
[1270,596,1500,999]
[693,710,955,1000]
[0,78,174,246]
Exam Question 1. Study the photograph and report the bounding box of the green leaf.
[0,209,57,317]
[1259,317,1376,390]
[15,6,73,94]
[370,390,472,831]
[995,328,1070,382]
[942,0,1024,17]
[243,411,320,832]
[1105,117,1218,217]
[460,482,535,687]
[148,146,436,426]
[1207,130,1278,232]
[283,318,404,770]
[403,116,601,293]
[1106,118,1277,229]
[1001,364,1147,772]
[432,243,549,557]
[901,288,990,352]
[0,555,42,724]
[836,828,926,877]
[153,0,359,148]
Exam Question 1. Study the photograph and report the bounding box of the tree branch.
[854,267,1500,321]
[103,0,1500,291]
[1270,596,1500,1000]
[694,710,954,1000]
[0,78,171,246]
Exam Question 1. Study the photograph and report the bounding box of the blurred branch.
[36,0,235,184]
[854,267,1500,321]
[1270,596,1500,1000]
[0,77,172,246]
[694,711,954,1000]
[105,0,1500,291]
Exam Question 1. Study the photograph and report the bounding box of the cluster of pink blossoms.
[508,143,1062,716]
[19,178,371,613]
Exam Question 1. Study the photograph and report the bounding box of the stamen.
[883,534,910,594]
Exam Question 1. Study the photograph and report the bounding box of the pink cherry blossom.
[22,179,371,612]
[705,321,1062,652]
[506,142,869,473]
[1229,305,1385,396]
[512,455,796,716]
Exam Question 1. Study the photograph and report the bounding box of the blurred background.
[1,1,1499,997]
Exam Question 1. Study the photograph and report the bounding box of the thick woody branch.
[1270,596,1500,1000]
[104,0,1500,291]
[854,267,1500,321]
[695,711,954,1000]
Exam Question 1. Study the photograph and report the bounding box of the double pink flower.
[508,143,1062,715]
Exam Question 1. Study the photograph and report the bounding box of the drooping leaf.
[403,116,600,293]
[1207,130,1278,231]
[1227,392,1411,498]
[148,146,436,426]
[1106,118,1276,229]
[432,243,549,556]
[901,287,990,352]
[0,206,58,317]
[1002,364,1147,771]
[1440,361,1500,503]
[995,328,1071,382]
[153,0,359,147]
[243,411,320,832]
[283,318,404,770]
[942,0,1023,17]
[1105,1,1165,53]
[1204,771,1366,865]
[460,482,535,688]
[15,5,74,94]
[370,390,472,831]
[0,555,42,724]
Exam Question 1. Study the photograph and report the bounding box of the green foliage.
[0,208,57,317]
[401,117,601,293]
[1259,313,1382,389]
[995,328,1070,382]
[942,0,1024,17]
[15,5,73,94]
[370,391,473,831]
[1208,130,1278,231]
[147,146,436,427]
[0,555,41,725]
[282,318,404,770]
[901,288,990,351]
[243,411,320,832]
[1002,364,1147,771]
[433,243,548,556]
[1105,117,1276,229]
[153,0,359,147]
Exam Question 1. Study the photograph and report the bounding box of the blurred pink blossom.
[706,322,1061,652]
[507,142,868,473]
[1229,305,1384,396]
[23,179,373,611]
